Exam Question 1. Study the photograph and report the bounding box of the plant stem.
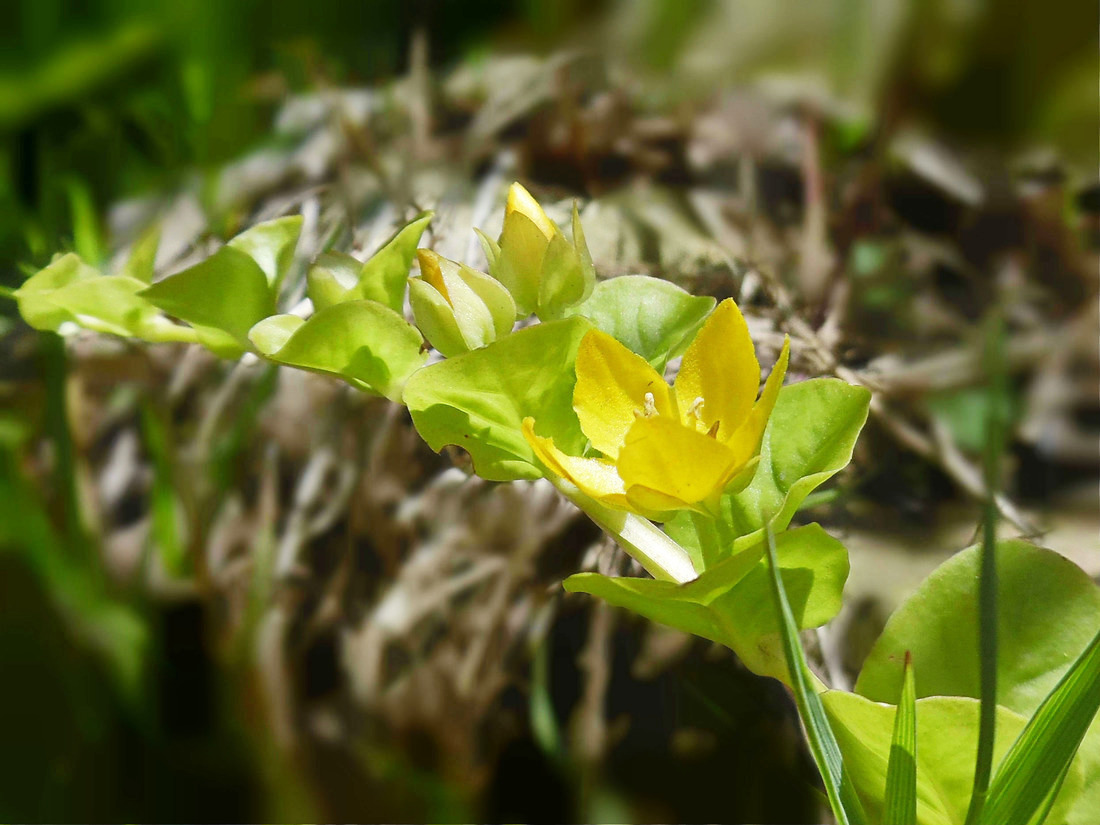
[551,478,697,583]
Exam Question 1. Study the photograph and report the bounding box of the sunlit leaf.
[667,378,870,566]
[142,245,275,344]
[404,317,593,481]
[227,215,303,289]
[884,654,918,825]
[823,694,1080,825]
[856,541,1100,824]
[565,275,715,370]
[979,630,1100,825]
[564,523,849,680]
[249,300,426,401]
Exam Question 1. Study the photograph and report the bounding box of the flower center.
[634,391,660,419]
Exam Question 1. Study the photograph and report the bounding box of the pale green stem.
[550,478,698,584]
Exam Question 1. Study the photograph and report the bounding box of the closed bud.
[409,249,516,357]
[481,182,595,320]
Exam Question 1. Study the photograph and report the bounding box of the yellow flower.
[523,299,790,518]
[477,182,595,320]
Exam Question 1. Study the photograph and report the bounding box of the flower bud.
[409,249,515,357]
[479,182,595,320]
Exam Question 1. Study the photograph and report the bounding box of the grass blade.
[978,628,1100,825]
[765,526,866,825]
[883,652,917,825]
[965,311,1009,825]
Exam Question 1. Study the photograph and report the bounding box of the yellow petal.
[497,211,548,316]
[416,249,450,302]
[573,329,674,459]
[723,336,790,463]
[617,415,742,508]
[674,298,760,441]
[522,418,629,506]
[506,182,557,241]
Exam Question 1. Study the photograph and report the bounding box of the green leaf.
[307,250,362,311]
[667,378,871,567]
[358,212,433,312]
[765,526,866,825]
[404,318,593,481]
[855,540,1100,824]
[226,215,303,289]
[565,275,715,370]
[307,213,432,314]
[14,254,195,343]
[564,523,849,680]
[142,245,275,345]
[249,300,426,402]
[119,221,161,283]
[15,253,102,330]
[823,694,1078,825]
[980,630,1100,825]
[884,653,918,825]
[855,540,1100,725]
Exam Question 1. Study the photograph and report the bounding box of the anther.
[706,420,721,438]
[643,392,658,417]
[689,396,705,419]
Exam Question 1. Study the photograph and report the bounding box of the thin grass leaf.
[978,629,1100,825]
[965,311,1009,825]
[765,526,866,825]
[883,652,917,825]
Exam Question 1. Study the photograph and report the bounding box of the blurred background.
[1,0,1097,821]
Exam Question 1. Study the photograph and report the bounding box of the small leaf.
[226,215,303,289]
[142,245,275,344]
[119,221,161,283]
[979,630,1100,825]
[353,211,433,313]
[14,253,101,330]
[564,523,849,681]
[248,314,305,355]
[884,653,918,825]
[308,250,365,311]
[565,275,716,370]
[404,317,593,481]
[250,300,426,401]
